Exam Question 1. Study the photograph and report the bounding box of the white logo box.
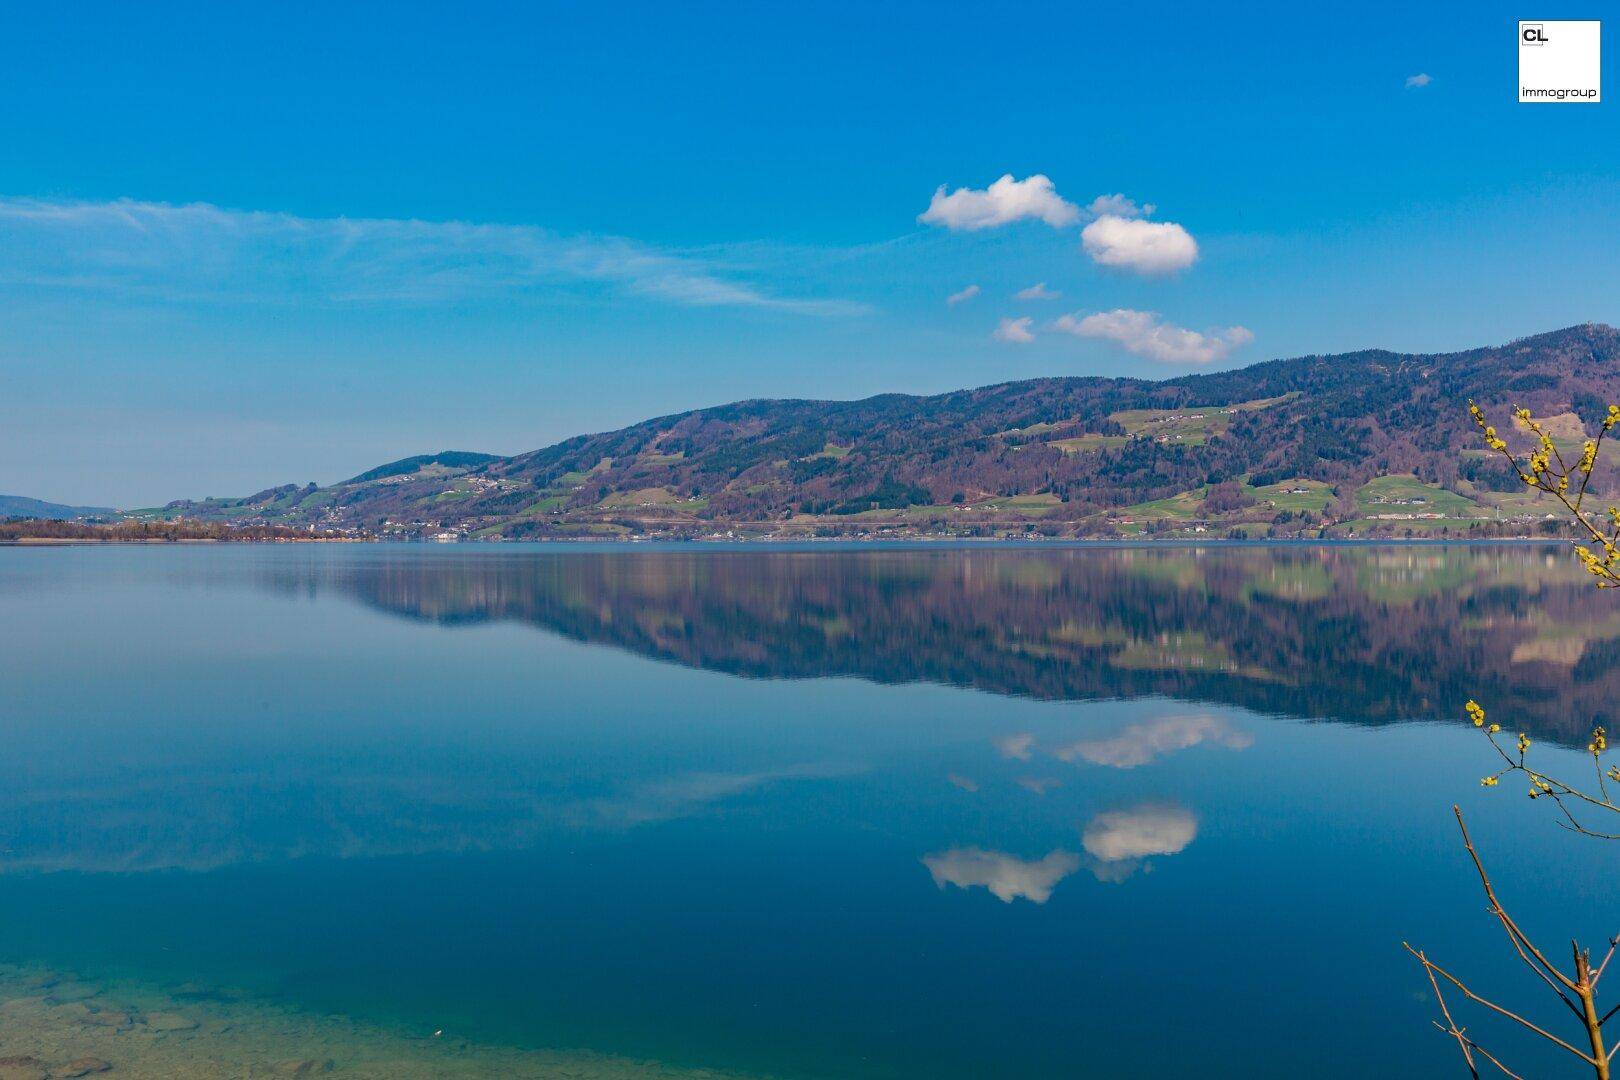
[1519,20,1601,103]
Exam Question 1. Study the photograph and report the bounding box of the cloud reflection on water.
[922,804,1200,901]
[0,764,859,875]
[1080,803,1199,882]
[1056,715,1252,769]
[994,733,1035,761]
[921,848,1082,904]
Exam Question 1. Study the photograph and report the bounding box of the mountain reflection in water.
[7,542,1620,1079]
[257,543,1612,742]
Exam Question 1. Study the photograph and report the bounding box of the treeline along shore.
[0,514,1578,544]
[0,519,370,544]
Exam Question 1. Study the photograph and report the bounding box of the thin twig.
[1463,1036,1529,1080]
[1594,938,1620,992]
[1405,944,1597,1063]
[1454,806,1586,1006]
[1419,947,1481,1079]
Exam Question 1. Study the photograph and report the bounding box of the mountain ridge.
[139,323,1620,539]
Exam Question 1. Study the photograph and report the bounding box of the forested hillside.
[137,324,1620,539]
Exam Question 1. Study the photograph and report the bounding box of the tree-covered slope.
[142,323,1620,538]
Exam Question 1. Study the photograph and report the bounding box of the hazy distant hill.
[142,324,1620,539]
[0,494,115,520]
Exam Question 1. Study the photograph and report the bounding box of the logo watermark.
[1519,20,1601,103]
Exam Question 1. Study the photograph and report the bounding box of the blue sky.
[3,1,1618,506]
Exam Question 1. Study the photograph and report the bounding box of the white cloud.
[0,196,868,316]
[1082,804,1198,863]
[947,773,980,792]
[994,733,1035,760]
[918,183,1196,279]
[946,283,981,305]
[922,847,1081,904]
[1015,282,1061,301]
[1080,215,1198,274]
[1055,714,1253,769]
[1085,194,1154,219]
[994,316,1036,343]
[918,174,1081,231]
[1016,776,1061,796]
[1405,73,1433,89]
[1052,309,1254,364]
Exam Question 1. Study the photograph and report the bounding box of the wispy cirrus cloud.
[946,283,981,305]
[0,196,869,316]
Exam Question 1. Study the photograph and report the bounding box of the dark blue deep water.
[4,543,1620,1077]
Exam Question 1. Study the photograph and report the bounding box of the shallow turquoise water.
[3,542,1620,1077]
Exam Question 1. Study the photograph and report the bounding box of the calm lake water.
[4,542,1620,1077]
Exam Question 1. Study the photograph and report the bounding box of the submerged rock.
[141,1011,197,1032]
[44,985,97,1005]
[45,1004,95,1024]
[49,1060,110,1079]
[271,1060,330,1076]
[170,982,249,1004]
[0,1055,48,1080]
[81,1010,130,1029]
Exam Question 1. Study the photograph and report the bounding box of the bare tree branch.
[1406,943,1598,1064]
[1453,806,1586,1004]
[1418,946,1481,1079]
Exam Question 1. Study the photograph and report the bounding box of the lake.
[3,542,1620,1078]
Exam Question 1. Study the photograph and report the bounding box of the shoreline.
[0,534,1568,548]
[0,537,369,546]
[0,964,765,1080]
